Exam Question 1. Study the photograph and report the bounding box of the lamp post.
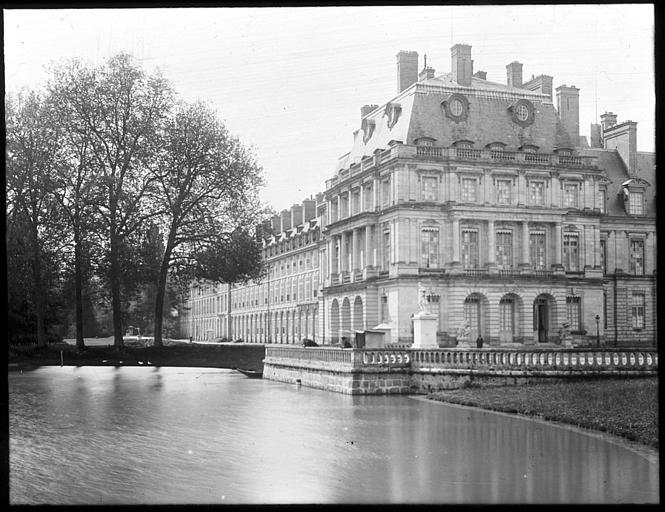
[595,314,600,348]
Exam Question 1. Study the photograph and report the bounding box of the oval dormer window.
[442,93,469,122]
[510,99,535,127]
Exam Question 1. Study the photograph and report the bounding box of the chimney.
[473,70,487,80]
[290,204,303,228]
[600,111,618,132]
[603,120,638,175]
[396,50,419,93]
[556,84,580,147]
[451,44,473,86]
[419,66,435,81]
[280,209,292,232]
[302,198,316,222]
[270,215,281,234]
[589,123,602,148]
[506,61,523,88]
[523,74,553,100]
[360,104,378,120]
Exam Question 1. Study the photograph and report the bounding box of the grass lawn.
[428,378,659,448]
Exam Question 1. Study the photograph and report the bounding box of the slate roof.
[578,148,655,217]
[338,72,574,171]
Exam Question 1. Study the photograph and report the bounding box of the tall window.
[600,238,607,274]
[421,229,439,268]
[461,229,479,268]
[421,176,438,201]
[563,232,579,271]
[629,192,644,215]
[381,176,391,207]
[340,193,349,218]
[630,239,644,275]
[363,183,373,211]
[351,188,360,215]
[529,232,546,270]
[599,189,606,213]
[495,231,513,269]
[566,296,581,330]
[461,178,477,202]
[496,179,512,204]
[530,180,545,205]
[382,230,391,270]
[563,183,579,208]
[631,293,645,329]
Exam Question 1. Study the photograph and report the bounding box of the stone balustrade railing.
[410,348,658,373]
[326,145,596,189]
[266,346,657,374]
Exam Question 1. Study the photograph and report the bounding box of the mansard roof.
[338,72,570,171]
[579,148,655,217]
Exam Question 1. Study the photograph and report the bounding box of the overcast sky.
[4,5,655,212]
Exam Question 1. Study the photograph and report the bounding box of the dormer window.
[453,140,474,149]
[509,99,535,127]
[555,148,573,156]
[384,102,402,129]
[620,178,649,216]
[361,118,375,143]
[487,142,507,151]
[415,137,436,147]
[442,93,469,122]
[520,144,539,153]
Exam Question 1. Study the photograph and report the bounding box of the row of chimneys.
[263,198,317,236]
[395,44,555,95]
[393,44,581,147]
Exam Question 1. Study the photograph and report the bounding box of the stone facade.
[181,44,655,349]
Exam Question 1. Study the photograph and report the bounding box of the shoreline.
[413,395,659,462]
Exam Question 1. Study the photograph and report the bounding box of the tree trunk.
[109,228,124,348]
[153,247,172,348]
[74,224,85,349]
[153,228,177,348]
[30,216,47,347]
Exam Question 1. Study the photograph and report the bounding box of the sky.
[4,5,655,213]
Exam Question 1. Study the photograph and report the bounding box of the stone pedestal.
[413,313,439,348]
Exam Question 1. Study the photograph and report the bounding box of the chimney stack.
[473,70,487,80]
[302,198,316,222]
[589,123,602,148]
[600,111,618,132]
[556,84,580,147]
[506,61,523,88]
[603,120,638,176]
[396,50,419,93]
[419,66,435,81]
[523,74,553,100]
[451,44,473,86]
[290,204,303,228]
[270,215,281,234]
[280,209,292,232]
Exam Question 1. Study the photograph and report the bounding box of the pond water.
[9,366,659,504]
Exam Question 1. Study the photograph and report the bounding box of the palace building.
[181,44,655,348]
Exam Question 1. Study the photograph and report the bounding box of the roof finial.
[424,53,427,69]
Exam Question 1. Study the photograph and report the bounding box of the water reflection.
[9,367,658,504]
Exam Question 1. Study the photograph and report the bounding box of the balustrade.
[410,348,657,372]
[266,346,657,374]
